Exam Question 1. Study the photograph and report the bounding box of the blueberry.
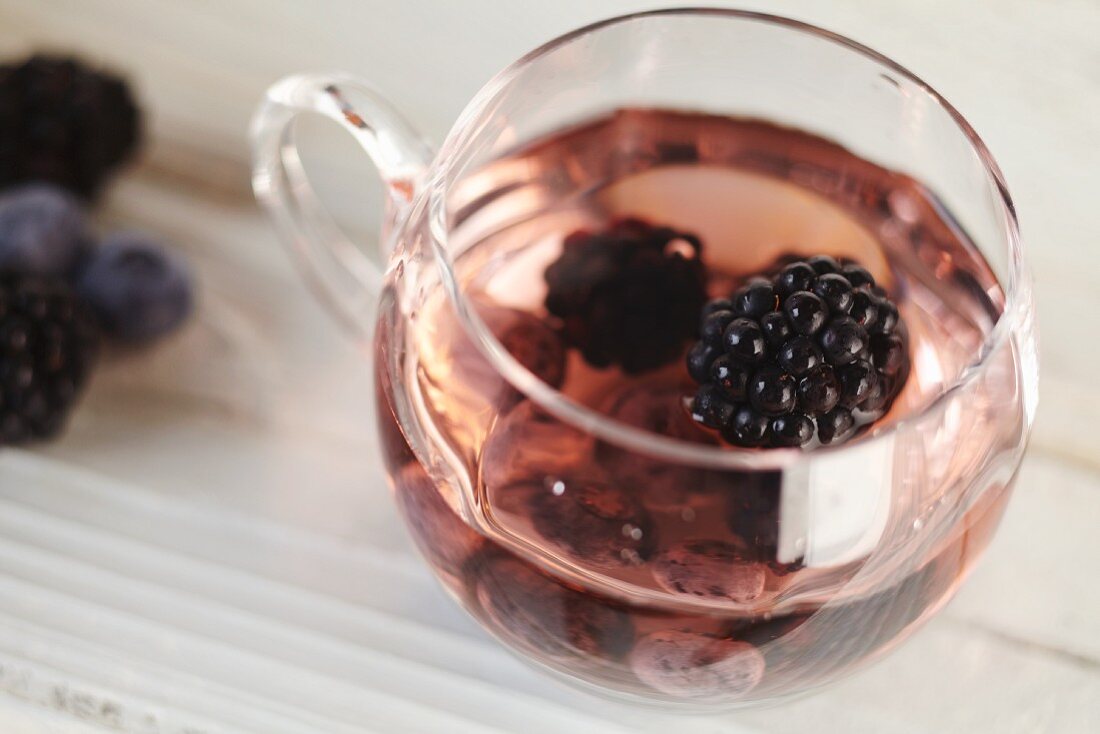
[807,255,841,274]
[797,365,840,415]
[812,273,854,314]
[819,316,869,366]
[77,232,193,344]
[700,309,735,347]
[722,318,767,364]
[723,405,771,447]
[691,384,735,429]
[759,311,791,348]
[748,365,796,416]
[848,287,879,330]
[770,413,814,447]
[871,333,906,375]
[711,355,750,401]
[841,263,875,289]
[774,262,816,297]
[776,336,822,377]
[701,298,734,320]
[871,298,899,335]
[783,291,827,336]
[817,407,856,444]
[687,341,720,383]
[0,185,91,277]
[733,279,777,319]
[837,360,879,408]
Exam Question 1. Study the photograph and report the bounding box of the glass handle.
[250,73,433,333]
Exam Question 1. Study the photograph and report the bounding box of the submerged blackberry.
[686,256,908,448]
[0,56,141,198]
[545,218,706,374]
[0,275,99,445]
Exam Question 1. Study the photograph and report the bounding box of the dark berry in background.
[0,55,141,199]
[687,256,908,449]
[0,275,99,445]
[544,218,706,374]
[0,184,91,277]
[77,232,193,345]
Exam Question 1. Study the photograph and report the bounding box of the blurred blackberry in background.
[688,257,909,449]
[0,55,140,198]
[0,184,91,277]
[0,275,99,445]
[77,231,193,345]
[544,218,706,374]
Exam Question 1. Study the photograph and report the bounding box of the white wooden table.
[0,1,1097,732]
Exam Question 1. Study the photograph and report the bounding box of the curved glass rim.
[422,7,1027,471]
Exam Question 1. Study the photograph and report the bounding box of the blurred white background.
[0,2,1096,733]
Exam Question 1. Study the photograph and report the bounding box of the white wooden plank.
[946,454,1100,662]
[737,616,1100,734]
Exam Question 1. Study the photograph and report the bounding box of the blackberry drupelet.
[710,355,750,401]
[687,256,909,448]
[0,55,141,198]
[544,218,706,374]
[77,232,194,345]
[0,275,99,445]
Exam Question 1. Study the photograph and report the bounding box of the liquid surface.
[375,109,1024,704]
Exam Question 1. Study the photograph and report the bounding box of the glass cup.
[251,9,1038,708]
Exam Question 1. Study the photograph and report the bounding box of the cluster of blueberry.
[688,256,908,448]
[0,56,193,446]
